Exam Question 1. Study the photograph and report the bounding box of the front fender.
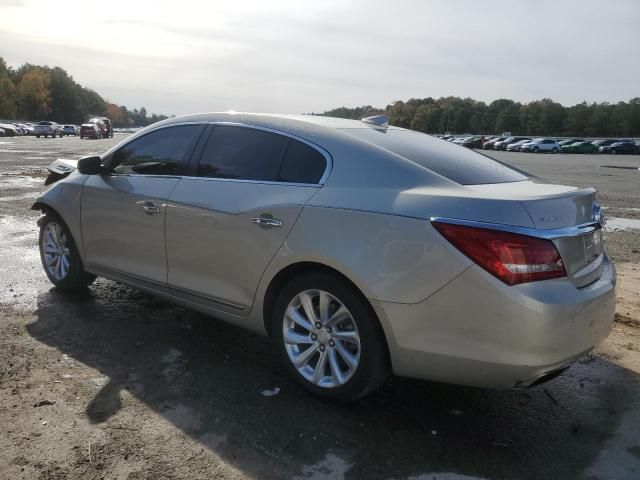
[32,173,87,260]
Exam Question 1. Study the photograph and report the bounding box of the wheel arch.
[261,261,389,365]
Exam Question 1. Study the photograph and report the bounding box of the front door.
[81,123,204,284]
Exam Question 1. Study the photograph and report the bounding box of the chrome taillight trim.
[430,217,601,240]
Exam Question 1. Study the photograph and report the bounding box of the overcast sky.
[1,0,638,115]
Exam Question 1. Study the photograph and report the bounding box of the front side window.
[110,125,202,175]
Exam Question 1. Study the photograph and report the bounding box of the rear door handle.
[136,200,161,215]
[251,216,282,228]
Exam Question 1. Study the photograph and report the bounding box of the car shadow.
[27,280,640,480]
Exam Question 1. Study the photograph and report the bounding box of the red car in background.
[80,123,101,139]
[88,117,114,138]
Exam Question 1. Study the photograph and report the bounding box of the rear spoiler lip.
[46,158,78,175]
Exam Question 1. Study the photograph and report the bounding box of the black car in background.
[460,136,485,149]
[599,140,638,154]
[591,139,618,149]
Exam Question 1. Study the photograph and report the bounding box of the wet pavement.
[0,136,639,480]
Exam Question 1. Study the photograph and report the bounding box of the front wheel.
[39,215,96,290]
[552,147,558,154]
[272,272,389,402]
[611,149,617,155]
[532,147,539,153]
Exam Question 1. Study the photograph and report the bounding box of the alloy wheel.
[283,289,361,388]
[41,222,71,281]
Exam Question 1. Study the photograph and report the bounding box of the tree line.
[319,96,640,137]
[0,57,169,127]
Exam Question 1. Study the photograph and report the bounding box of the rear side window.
[196,126,327,184]
[197,126,288,181]
[343,128,528,185]
[111,125,201,175]
[277,140,327,183]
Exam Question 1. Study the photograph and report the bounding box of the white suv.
[520,138,560,153]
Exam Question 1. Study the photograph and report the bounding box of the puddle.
[0,175,44,190]
[604,218,640,232]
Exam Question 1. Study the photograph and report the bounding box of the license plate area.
[583,229,603,264]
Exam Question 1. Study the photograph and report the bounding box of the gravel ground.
[0,136,639,480]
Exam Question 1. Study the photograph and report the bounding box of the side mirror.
[77,156,103,175]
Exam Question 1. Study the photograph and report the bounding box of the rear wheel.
[39,215,96,290]
[611,149,617,155]
[552,147,558,154]
[272,272,389,402]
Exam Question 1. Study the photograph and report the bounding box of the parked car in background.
[591,139,618,149]
[63,125,78,136]
[88,117,113,138]
[0,127,5,137]
[505,138,532,152]
[560,141,599,154]
[460,136,485,149]
[599,140,638,155]
[34,121,63,138]
[19,123,35,135]
[482,136,507,150]
[33,112,615,402]
[520,138,560,153]
[558,139,584,147]
[0,123,19,136]
[493,136,531,151]
[80,123,101,139]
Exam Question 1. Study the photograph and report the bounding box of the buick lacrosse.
[33,113,615,402]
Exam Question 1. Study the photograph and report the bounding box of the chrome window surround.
[100,121,333,187]
[430,217,601,240]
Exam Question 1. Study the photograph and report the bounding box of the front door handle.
[251,216,282,228]
[136,200,161,215]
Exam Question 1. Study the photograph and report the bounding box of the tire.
[39,214,96,290]
[552,147,558,154]
[532,147,539,153]
[80,135,83,139]
[36,135,40,138]
[272,272,389,403]
[611,149,617,155]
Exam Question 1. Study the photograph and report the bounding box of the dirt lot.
[1,136,639,480]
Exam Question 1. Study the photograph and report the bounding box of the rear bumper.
[374,257,616,389]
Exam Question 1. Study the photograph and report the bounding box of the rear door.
[81,124,204,284]
[165,124,330,314]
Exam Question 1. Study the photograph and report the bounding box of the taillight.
[432,221,566,286]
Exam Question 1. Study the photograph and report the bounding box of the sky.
[1,0,639,116]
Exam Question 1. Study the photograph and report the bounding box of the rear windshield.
[342,128,528,185]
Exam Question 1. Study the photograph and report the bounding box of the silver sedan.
[33,113,616,402]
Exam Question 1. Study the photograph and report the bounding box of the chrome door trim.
[430,217,601,240]
[175,175,323,188]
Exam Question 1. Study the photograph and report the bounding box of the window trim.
[101,122,207,177]
[187,121,333,186]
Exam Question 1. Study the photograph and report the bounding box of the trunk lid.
[466,182,604,288]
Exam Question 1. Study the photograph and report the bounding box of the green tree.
[0,57,17,118]
[17,67,51,119]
